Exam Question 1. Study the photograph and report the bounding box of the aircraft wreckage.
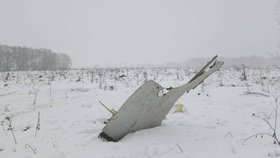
[99,55,224,142]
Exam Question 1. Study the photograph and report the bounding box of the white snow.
[0,67,280,158]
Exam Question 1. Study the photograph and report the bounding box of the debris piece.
[175,104,185,113]
[99,55,224,141]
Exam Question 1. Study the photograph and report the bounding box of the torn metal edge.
[99,132,116,142]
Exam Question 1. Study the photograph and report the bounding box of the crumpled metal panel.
[99,59,224,142]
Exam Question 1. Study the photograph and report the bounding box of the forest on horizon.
[0,44,72,71]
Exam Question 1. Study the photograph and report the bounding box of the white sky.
[0,0,278,67]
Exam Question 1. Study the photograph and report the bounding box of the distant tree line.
[0,44,72,71]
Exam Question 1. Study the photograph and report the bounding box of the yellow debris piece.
[175,104,185,113]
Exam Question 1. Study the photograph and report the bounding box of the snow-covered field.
[1,66,280,158]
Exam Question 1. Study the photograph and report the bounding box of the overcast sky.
[0,0,278,67]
